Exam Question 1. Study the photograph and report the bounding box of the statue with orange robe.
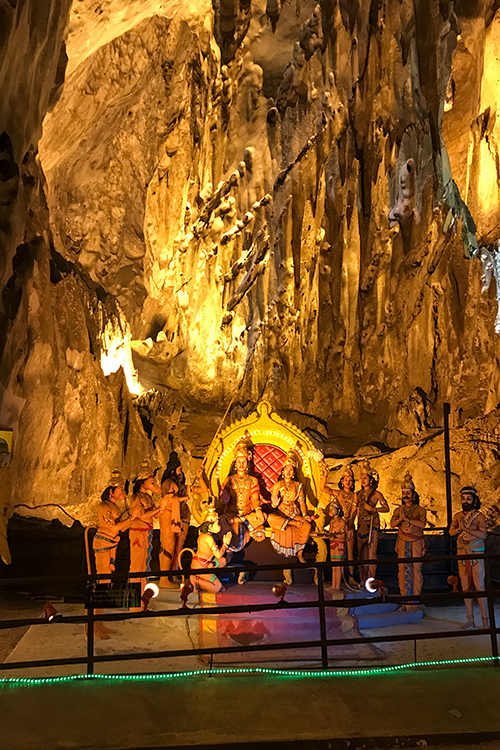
[91,468,132,638]
[268,451,312,563]
[159,451,209,589]
[129,460,162,607]
[93,468,131,582]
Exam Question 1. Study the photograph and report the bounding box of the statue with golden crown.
[355,460,389,584]
[319,463,357,584]
[219,433,267,549]
[267,450,312,564]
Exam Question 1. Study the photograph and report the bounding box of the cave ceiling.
[1,0,500,527]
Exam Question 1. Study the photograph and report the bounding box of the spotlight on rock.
[141,582,160,611]
[41,602,63,623]
[365,578,385,595]
[272,583,287,603]
[180,582,194,609]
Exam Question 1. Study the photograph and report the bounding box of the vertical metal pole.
[87,605,95,676]
[484,557,499,663]
[316,563,329,669]
[443,402,453,554]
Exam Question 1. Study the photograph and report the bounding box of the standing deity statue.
[268,451,312,566]
[390,472,426,611]
[190,508,232,595]
[90,468,131,638]
[129,460,162,609]
[355,461,389,585]
[159,451,209,589]
[320,464,357,584]
[93,468,131,581]
[449,485,488,629]
[220,436,266,548]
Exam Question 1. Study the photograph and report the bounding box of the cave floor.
[1,587,500,749]
[0,586,499,677]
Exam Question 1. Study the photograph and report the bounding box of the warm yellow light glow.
[99,316,143,396]
[477,137,499,219]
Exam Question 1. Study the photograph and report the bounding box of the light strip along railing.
[0,551,498,675]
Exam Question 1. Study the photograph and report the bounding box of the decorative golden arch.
[201,401,324,513]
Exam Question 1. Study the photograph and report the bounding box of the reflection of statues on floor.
[159,452,209,589]
[320,464,357,583]
[355,461,389,584]
[129,460,162,608]
[268,451,312,563]
[220,437,266,550]
[390,472,426,612]
[449,485,488,629]
[190,508,232,594]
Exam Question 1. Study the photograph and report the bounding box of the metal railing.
[0,550,498,676]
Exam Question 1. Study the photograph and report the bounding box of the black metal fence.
[0,550,498,676]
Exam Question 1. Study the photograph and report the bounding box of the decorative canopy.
[203,401,323,509]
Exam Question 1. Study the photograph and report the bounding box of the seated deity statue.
[219,437,266,550]
[267,451,312,564]
[190,508,232,595]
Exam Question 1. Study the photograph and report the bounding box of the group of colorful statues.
[91,436,489,634]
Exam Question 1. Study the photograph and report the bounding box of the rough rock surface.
[1,0,500,534]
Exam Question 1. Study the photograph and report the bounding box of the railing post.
[86,603,95,676]
[484,557,499,664]
[316,562,329,669]
[443,402,453,555]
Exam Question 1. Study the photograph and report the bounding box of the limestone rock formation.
[2,0,500,535]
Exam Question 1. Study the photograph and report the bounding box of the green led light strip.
[0,656,497,686]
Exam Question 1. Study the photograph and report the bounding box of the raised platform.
[346,589,424,628]
[197,582,382,664]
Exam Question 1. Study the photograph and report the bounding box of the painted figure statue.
[91,468,131,638]
[320,464,357,584]
[390,472,426,611]
[190,508,232,594]
[93,468,131,581]
[159,451,209,589]
[129,460,162,608]
[268,451,312,567]
[449,485,488,629]
[355,460,389,584]
[220,436,266,548]
[327,505,348,592]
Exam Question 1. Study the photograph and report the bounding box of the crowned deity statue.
[268,451,312,572]
[390,472,427,611]
[189,507,232,595]
[128,460,163,609]
[355,460,389,584]
[320,464,357,584]
[219,434,266,549]
[449,485,488,629]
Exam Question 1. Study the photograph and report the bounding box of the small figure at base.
[320,464,357,582]
[190,509,232,595]
[449,485,488,629]
[328,507,347,592]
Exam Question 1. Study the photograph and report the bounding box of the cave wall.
[2,0,500,531]
[40,0,500,452]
